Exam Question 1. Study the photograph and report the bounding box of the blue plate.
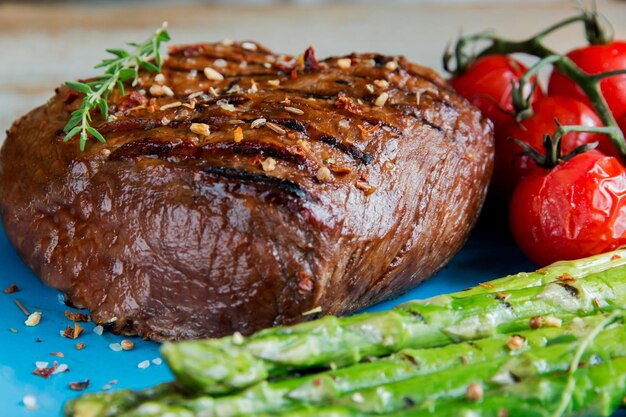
[0,218,623,417]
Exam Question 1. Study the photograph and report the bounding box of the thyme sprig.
[63,23,171,151]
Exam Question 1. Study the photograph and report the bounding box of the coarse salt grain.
[232,332,244,345]
[149,85,165,96]
[23,395,37,410]
[365,84,375,93]
[374,92,389,107]
[152,358,163,366]
[316,167,331,182]
[190,123,211,137]
[261,157,277,172]
[241,42,257,51]
[154,73,166,85]
[204,67,224,81]
[121,340,135,351]
[93,325,104,336]
[213,58,227,68]
[25,312,42,327]
[162,86,175,97]
[216,99,236,112]
[138,360,150,369]
[385,61,399,70]
[373,79,389,88]
[109,343,122,352]
[53,364,69,374]
[337,58,352,69]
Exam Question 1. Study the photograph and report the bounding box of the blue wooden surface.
[0,218,624,417]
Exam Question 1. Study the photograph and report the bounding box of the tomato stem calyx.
[510,124,622,169]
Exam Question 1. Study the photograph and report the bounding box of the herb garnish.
[63,23,171,151]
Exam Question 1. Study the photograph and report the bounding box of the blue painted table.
[1,218,623,416]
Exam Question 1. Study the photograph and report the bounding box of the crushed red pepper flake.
[33,362,58,379]
[479,282,495,290]
[507,335,525,350]
[3,283,19,294]
[593,297,604,310]
[76,342,85,350]
[496,292,511,301]
[612,254,622,261]
[498,409,509,417]
[536,268,548,275]
[336,95,362,114]
[357,124,379,137]
[69,379,90,391]
[459,355,469,365]
[62,323,84,340]
[50,352,64,358]
[65,310,89,322]
[297,271,314,293]
[557,273,576,283]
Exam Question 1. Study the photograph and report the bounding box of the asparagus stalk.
[75,315,618,417]
[439,247,626,299]
[247,349,626,417]
[161,265,626,394]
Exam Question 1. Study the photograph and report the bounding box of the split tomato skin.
[548,41,626,122]
[450,55,543,130]
[510,150,626,266]
[495,96,617,197]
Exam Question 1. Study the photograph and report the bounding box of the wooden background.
[1,1,625,142]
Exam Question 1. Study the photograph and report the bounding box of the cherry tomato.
[450,55,544,130]
[510,150,626,266]
[494,96,617,197]
[548,41,626,122]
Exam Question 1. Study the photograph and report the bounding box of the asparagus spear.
[440,247,626,299]
[161,265,626,394]
[247,350,626,417]
[75,315,618,417]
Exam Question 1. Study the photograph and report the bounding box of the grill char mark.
[202,165,311,200]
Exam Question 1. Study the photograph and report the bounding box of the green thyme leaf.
[62,22,170,151]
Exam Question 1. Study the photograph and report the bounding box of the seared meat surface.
[0,42,493,340]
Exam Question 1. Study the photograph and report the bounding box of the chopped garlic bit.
[373,79,389,88]
[374,92,389,107]
[385,60,399,71]
[93,325,104,336]
[23,395,37,410]
[216,99,236,112]
[506,335,525,350]
[25,311,42,327]
[232,332,244,345]
[241,41,258,51]
[137,360,150,369]
[545,316,562,328]
[121,340,135,351]
[267,79,281,87]
[233,127,244,143]
[190,123,211,137]
[154,73,166,85]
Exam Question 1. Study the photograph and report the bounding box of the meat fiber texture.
[0,41,493,340]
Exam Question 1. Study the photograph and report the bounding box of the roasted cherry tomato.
[548,41,626,122]
[494,96,617,197]
[450,55,544,130]
[510,150,626,266]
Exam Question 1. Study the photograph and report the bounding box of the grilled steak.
[0,41,493,340]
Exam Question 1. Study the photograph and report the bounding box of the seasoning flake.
[203,67,224,81]
[302,306,322,316]
[190,123,211,137]
[3,283,18,294]
[285,106,304,115]
[25,311,42,327]
[65,310,89,322]
[251,118,267,129]
[69,380,90,391]
[266,122,286,135]
[374,92,389,107]
[466,383,483,401]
